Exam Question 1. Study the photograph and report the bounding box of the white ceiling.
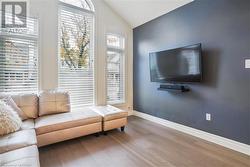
[104,0,193,28]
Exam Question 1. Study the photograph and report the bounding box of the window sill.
[108,101,126,106]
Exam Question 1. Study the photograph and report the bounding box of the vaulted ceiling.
[104,0,193,28]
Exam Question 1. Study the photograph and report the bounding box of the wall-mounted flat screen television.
[149,43,202,83]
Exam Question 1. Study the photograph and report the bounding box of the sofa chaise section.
[35,109,102,147]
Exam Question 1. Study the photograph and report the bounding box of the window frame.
[57,0,95,109]
[58,0,94,15]
[106,33,126,105]
[0,14,39,94]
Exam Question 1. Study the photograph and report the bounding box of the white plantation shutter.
[58,3,94,109]
[106,34,125,104]
[0,13,38,93]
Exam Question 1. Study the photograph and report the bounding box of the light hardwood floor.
[39,116,250,167]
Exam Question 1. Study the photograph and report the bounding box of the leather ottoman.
[90,105,128,132]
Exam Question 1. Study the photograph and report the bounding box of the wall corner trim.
[132,110,250,155]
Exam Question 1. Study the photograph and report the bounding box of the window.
[0,14,39,93]
[58,0,94,109]
[59,0,94,11]
[106,34,125,104]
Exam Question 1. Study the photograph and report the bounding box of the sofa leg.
[94,132,100,137]
[121,126,125,132]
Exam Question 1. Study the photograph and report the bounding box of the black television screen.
[149,44,202,83]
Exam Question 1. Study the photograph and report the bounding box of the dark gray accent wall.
[133,0,250,144]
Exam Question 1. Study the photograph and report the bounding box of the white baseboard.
[133,110,250,155]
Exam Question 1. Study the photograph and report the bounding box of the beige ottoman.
[90,105,128,133]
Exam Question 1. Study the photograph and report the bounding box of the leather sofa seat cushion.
[39,90,70,116]
[11,93,39,119]
[35,109,102,135]
[21,119,35,130]
[0,145,40,167]
[0,129,37,154]
[90,105,128,121]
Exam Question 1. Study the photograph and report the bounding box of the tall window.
[106,34,125,104]
[0,13,38,93]
[58,0,94,109]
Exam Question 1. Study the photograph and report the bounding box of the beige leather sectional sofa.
[0,91,128,167]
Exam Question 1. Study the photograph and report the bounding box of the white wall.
[29,0,58,90]
[29,0,133,112]
[92,0,133,112]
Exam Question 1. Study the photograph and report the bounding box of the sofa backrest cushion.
[39,90,70,116]
[11,94,39,119]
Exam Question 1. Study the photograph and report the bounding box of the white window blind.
[106,34,125,104]
[0,13,38,93]
[58,3,94,109]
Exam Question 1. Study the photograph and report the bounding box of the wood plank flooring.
[39,116,250,167]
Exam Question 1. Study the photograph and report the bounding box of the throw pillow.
[0,96,28,120]
[0,100,22,136]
